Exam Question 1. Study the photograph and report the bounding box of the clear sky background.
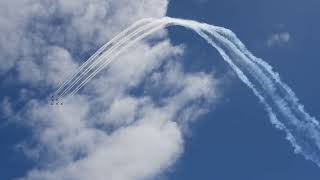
[0,0,320,180]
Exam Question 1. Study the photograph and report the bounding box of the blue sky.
[1,0,320,180]
[166,0,320,179]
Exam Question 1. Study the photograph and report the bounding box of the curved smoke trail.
[68,20,168,97]
[55,17,320,167]
[56,18,155,98]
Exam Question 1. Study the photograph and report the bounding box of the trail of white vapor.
[56,17,320,167]
[56,18,154,98]
[68,20,169,97]
[58,20,165,98]
[206,25,320,163]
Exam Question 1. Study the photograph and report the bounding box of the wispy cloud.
[267,32,291,47]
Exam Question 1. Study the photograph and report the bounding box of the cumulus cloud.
[0,0,168,79]
[18,54,218,180]
[0,0,222,180]
[267,32,291,47]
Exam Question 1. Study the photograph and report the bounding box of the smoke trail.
[59,19,165,98]
[55,17,320,167]
[55,18,154,98]
[206,26,320,163]
[68,20,169,97]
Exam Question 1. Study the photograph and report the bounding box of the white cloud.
[16,45,78,87]
[0,0,222,180]
[0,0,169,79]
[19,58,218,180]
[22,119,183,180]
[267,32,291,47]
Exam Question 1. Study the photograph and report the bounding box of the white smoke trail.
[68,20,170,97]
[207,26,320,163]
[55,17,320,167]
[55,18,151,95]
[55,18,154,98]
[58,19,165,98]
